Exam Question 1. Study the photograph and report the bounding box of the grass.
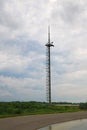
[0,102,81,118]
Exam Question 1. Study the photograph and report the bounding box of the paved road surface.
[0,112,87,130]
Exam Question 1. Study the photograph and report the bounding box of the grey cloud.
[51,0,85,26]
[0,1,22,30]
[60,2,81,23]
[0,0,49,40]
[0,0,87,102]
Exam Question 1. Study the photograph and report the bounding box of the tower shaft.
[45,26,54,104]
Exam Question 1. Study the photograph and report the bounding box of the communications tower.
[45,26,54,104]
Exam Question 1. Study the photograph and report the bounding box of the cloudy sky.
[0,0,87,102]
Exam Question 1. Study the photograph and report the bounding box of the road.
[0,112,87,130]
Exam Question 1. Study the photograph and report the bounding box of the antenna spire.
[48,25,50,44]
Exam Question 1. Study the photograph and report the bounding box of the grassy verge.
[0,102,81,118]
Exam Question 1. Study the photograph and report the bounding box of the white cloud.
[0,0,50,41]
[0,75,45,101]
[0,51,32,74]
[0,0,87,102]
[0,90,12,97]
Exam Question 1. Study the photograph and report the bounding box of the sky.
[0,0,87,103]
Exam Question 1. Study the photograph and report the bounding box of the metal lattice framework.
[45,26,54,104]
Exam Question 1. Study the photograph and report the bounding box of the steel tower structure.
[45,26,54,104]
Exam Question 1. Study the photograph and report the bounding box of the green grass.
[0,102,81,118]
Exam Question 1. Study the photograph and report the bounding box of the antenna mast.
[45,26,54,104]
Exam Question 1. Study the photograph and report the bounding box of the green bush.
[79,103,87,110]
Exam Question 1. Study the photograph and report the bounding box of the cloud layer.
[0,0,87,102]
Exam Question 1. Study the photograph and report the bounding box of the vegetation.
[0,101,81,118]
[79,103,87,110]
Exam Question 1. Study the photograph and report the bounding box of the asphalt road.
[0,112,87,130]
